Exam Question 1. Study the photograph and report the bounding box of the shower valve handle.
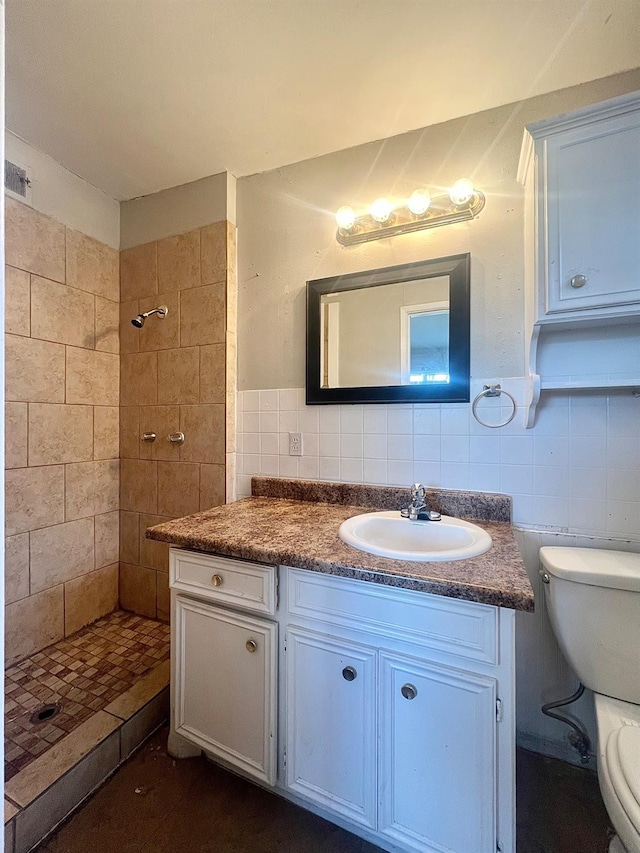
[168,432,185,444]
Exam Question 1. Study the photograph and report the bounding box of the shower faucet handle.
[141,432,157,442]
[168,432,185,444]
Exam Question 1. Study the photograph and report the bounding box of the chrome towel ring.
[471,384,517,429]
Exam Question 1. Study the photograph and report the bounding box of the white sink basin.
[338,511,492,562]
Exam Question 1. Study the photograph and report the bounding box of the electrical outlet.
[288,432,302,456]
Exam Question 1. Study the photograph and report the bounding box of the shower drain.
[30,702,62,725]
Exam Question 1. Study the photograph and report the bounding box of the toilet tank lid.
[540,547,640,592]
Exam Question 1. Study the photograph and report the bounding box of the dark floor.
[36,727,613,853]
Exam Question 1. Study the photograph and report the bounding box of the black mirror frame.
[306,253,470,404]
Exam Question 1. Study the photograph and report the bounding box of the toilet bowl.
[540,547,640,853]
[595,694,640,853]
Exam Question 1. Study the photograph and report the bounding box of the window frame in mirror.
[306,253,470,404]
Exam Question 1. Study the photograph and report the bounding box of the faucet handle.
[411,483,426,501]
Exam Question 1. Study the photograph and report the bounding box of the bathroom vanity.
[148,479,534,853]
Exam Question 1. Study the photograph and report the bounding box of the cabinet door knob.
[211,574,223,587]
[570,274,587,289]
[246,639,257,653]
[342,666,357,681]
[401,683,417,700]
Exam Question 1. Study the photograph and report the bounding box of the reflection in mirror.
[307,254,470,404]
[320,277,450,388]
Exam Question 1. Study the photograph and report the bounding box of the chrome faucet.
[400,483,441,522]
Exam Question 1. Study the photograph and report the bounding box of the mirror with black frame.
[306,253,470,404]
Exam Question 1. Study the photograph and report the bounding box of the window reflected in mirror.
[405,300,450,385]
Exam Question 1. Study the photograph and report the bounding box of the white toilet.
[540,546,640,853]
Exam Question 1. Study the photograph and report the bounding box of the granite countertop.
[147,478,534,612]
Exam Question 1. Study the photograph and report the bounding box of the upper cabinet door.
[545,110,640,315]
[520,92,640,322]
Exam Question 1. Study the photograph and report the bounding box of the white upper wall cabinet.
[520,91,640,323]
[518,91,640,426]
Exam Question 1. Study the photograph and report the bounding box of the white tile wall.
[236,380,640,541]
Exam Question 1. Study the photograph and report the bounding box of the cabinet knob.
[246,638,257,653]
[342,666,357,682]
[570,274,587,289]
[211,574,223,587]
[401,683,417,700]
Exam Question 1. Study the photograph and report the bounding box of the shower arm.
[141,306,168,320]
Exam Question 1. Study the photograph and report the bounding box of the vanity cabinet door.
[379,652,497,853]
[174,596,277,785]
[544,110,640,316]
[285,627,377,830]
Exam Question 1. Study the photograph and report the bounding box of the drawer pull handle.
[211,574,223,587]
[570,274,587,289]
[342,666,357,682]
[401,683,417,700]
[246,639,257,653]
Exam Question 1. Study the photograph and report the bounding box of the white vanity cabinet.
[169,549,516,853]
[283,568,515,853]
[170,549,278,785]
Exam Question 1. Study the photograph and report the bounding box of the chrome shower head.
[131,305,168,328]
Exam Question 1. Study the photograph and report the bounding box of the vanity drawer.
[286,569,498,665]
[170,549,276,615]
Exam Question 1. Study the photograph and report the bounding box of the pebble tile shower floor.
[5,611,170,781]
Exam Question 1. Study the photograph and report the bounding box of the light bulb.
[335,206,356,230]
[369,197,392,223]
[449,179,475,206]
[408,190,431,216]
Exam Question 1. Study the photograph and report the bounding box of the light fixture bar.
[335,189,485,246]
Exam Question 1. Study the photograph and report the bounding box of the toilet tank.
[540,547,640,706]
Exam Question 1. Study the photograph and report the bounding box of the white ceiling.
[6,0,640,201]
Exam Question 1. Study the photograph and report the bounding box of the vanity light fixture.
[335,179,485,246]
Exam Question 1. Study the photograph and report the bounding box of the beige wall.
[4,197,120,666]
[118,220,236,621]
[236,69,640,391]
[120,172,232,250]
[6,132,120,249]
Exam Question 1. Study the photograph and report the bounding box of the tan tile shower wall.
[119,221,236,621]
[4,198,120,667]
